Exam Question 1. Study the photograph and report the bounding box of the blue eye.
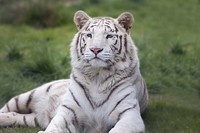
[106,34,113,39]
[87,33,92,38]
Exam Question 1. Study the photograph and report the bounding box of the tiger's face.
[78,18,125,68]
[72,11,135,69]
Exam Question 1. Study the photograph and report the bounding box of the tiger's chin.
[88,59,109,68]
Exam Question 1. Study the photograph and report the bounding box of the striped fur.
[0,11,148,133]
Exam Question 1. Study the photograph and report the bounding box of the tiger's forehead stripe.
[84,18,118,33]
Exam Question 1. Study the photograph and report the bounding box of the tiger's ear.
[74,10,91,30]
[117,12,134,33]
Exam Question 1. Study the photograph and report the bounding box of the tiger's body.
[0,11,148,133]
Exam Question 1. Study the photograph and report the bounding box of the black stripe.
[105,25,113,32]
[64,118,72,133]
[121,53,127,62]
[97,71,137,107]
[62,105,78,125]
[97,82,126,107]
[23,116,28,126]
[6,103,10,112]
[114,67,136,88]
[114,24,119,33]
[110,45,118,53]
[80,43,86,55]
[117,103,137,121]
[72,75,95,109]
[46,84,52,93]
[26,90,35,109]
[69,89,81,107]
[105,59,114,66]
[82,37,85,43]
[102,74,113,85]
[97,19,102,26]
[118,35,123,54]
[15,96,20,111]
[104,21,110,25]
[46,81,65,93]
[85,22,91,31]
[34,117,39,127]
[109,92,132,116]
[113,40,118,45]
[102,64,138,93]
[102,68,135,90]
[124,34,128,53]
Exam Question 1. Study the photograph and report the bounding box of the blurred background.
[0,0,200,132]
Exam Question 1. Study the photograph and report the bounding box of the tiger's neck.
[72,62,140,92]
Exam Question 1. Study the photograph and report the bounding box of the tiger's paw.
[38,131,44,133]
[109,128,125,133]
[109,128,143,133]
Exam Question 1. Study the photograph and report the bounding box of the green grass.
[0,25,72,102]
[0,0,200,132]
[0,127,41,133]
[144,99,200,133]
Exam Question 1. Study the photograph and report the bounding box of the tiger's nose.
[90,48,103,55]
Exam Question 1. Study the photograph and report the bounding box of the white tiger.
[0,11,148,133]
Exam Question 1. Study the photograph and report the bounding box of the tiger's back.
[0,11,148,133]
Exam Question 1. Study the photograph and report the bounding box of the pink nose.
[90,48,103,55]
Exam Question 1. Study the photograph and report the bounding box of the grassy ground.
[0,0,200,132]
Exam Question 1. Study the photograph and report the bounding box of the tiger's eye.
[87,33,92,38]
[106,34,113,39]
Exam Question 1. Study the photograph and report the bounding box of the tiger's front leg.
[38,104,80,133]
[109,101,145,133]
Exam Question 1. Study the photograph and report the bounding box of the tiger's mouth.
[86,57,110,68]
[83,51,114,67]
[92,56,105,61]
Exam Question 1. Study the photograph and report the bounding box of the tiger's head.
[71,11,138,71]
